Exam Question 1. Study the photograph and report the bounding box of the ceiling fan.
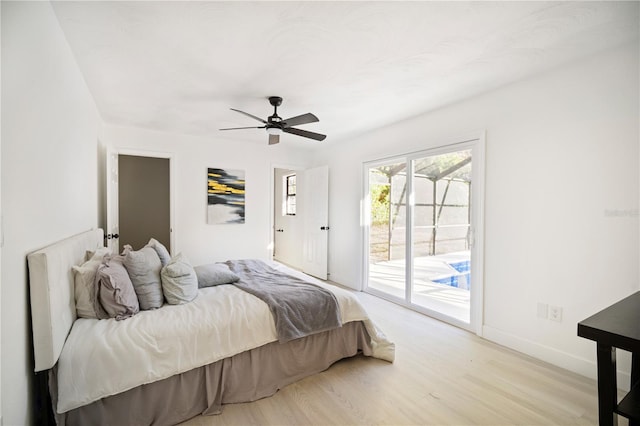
[220,96,326,145]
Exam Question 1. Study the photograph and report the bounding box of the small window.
[285,174,296,215]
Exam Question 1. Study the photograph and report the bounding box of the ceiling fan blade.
[219,126,265,130]
[230,108,267,124]
[281,113,319,128]
[283,127,326,141]
[268,134,280,145]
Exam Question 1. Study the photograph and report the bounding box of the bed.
[28,229,395,425]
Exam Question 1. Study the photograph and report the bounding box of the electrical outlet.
[537,302,548,319]
[549,305,563,322]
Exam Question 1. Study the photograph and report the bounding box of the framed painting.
[207,168,245,224]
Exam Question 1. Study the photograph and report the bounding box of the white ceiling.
[52,1,639,147]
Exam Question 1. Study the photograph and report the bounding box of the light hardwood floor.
[181,292,616,426]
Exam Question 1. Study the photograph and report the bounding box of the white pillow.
[72,251,109,319]
[161,253,198,305]
[85,246,111,262]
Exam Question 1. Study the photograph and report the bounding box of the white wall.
[314,43,640,383]
[0,3,3,423]
[100,125,311,267]
[1,2,101,424]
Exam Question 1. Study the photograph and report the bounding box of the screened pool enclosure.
[367,149,473,323]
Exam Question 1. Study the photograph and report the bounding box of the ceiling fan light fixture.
[266,127,282,135]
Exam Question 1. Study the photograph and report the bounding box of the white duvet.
[56,262,395,413]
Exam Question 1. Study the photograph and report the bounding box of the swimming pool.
[432,259,470,289]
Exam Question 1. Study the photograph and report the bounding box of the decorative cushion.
[122,245,164,310]
[194,263,240,288]
[72,256,103,319]
[85,246,111,262]
[147,238,171,267]
[94,255,139,320]
[161,253,198,305]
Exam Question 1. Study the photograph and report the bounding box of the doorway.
[364,137,484,332]
[106,151,173,254]
[270,165,330,280]
[273,168,303,268]
[119,155,170,250]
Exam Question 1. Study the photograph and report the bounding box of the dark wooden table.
[578,291,640,426]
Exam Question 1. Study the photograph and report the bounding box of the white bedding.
[56,262,394,413]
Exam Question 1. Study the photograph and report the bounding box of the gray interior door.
[118,155,171,251]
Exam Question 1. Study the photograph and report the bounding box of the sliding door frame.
[362,133,485,335]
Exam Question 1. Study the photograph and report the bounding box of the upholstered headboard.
[27,229,104,372]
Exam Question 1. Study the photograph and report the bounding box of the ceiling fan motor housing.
[268,96,283,107]
[268,96,283,124]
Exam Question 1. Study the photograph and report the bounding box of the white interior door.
[301,165,329,279]
[106,150,120,252]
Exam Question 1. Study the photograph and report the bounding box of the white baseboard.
[482,325,631,391]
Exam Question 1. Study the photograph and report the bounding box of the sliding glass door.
[364,138,483,331]
[411,150,472,323]
[366,159,408,300]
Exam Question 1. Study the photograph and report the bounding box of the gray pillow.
[161,253,198,305]
[94,255,140,320]
[147,238,171,267]
[122,245,164,310]
[194,263,240,288]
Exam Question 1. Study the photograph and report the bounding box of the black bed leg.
[33,370,55,426]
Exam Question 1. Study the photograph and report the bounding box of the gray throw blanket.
[225,259,342,343]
